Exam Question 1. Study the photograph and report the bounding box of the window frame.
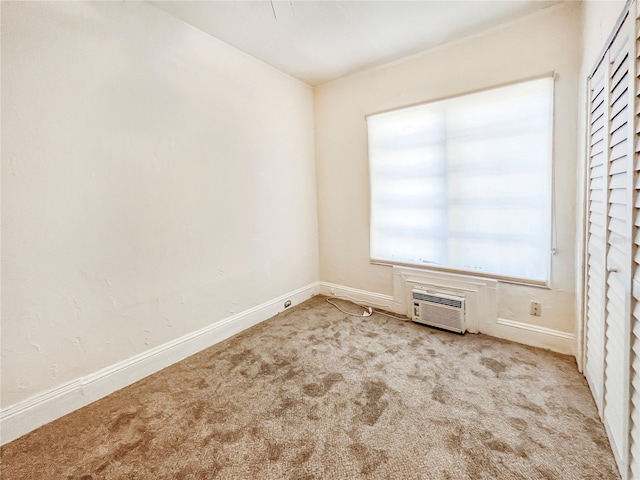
[365,73,556,287]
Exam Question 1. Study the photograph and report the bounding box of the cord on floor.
[325,296,410,321]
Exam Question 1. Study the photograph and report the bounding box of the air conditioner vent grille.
[411,289,466,334]
[412,292,463,309]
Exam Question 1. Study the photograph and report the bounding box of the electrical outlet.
[284,300,291,308]
[530,301,542,316]
[330,288,336,296]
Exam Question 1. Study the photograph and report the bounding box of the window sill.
[370,259,551,289]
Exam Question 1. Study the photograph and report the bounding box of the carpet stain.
[445,426,464,450]
[485,438,514,454]
[289,473,314,480]
[480,356,507,375]
[109,410,138,432]
[516,396,547,416]
[508,417,528,431]
[206,428,244,444]
[279,366,300,381]
[385,345,400,354]
[582,416,613,449]
[227,349,254,369]
[291,444,315,466]
[510,355,538,368]
[266,442,284,461]
[307,403,320,420]
[302,372,343,397]
[432,384,452,404]
[535,466,560,480]
[176,465,219,480]
[470,368,489,379]
[514,445,529,459]
[302,383,327,397]
[348,443,388,475]
[354,379,389,426]
[273,397,296,417]
[105,435,146,464]
[189,400,208,421]
[195,378,208,389]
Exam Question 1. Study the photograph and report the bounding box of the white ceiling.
[151,1,560,86]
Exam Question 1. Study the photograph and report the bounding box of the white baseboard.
[489,317,576,356]
[319,281,405,315]
[321,281,576,356]
[0,282,320,445]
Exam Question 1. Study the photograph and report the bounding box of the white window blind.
[367,77,554,283]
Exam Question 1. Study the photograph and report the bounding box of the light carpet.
[0,295,619,479]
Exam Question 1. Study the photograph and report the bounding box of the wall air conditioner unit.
[412,289,466,334]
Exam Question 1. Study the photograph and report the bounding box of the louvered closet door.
[586,59,607,414]
[604,18,633,470]
[585,9,635,478]
[629,8,640,480]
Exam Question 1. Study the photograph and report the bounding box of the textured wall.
[1,1,318,408]
[581,0,627,73]
[314,3,582,334]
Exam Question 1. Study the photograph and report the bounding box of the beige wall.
[315,3,582,335]
[581,0,627,73]
[1,2,318,408]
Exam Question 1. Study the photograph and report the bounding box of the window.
[367,77,553,283]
